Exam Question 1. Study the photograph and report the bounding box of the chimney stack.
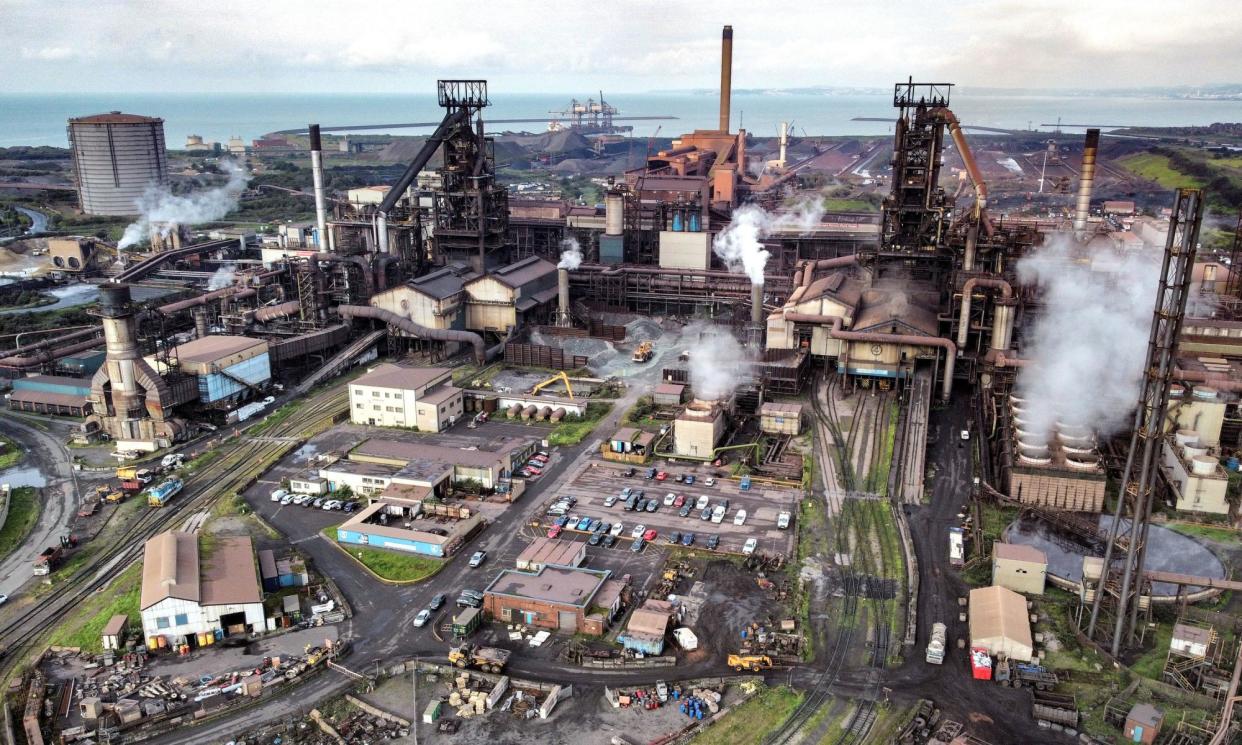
[1073,128,1100,233]
[605,190,623,236]
[751,282,764,327]
[719,25,733,133]
[556,268,571,327]
[309,123,329,250]
[193,307,208,338]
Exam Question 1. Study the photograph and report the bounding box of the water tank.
[1174,429,1200,447]
[1184,445,1209,461]
[68,112,168,216]
[1191,455,1218,476]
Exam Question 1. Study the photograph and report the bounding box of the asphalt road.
[0,415,81,598]
[14,206,48,235]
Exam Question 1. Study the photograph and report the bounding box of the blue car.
[681,532,695,546]
[554,515,570,527]
[587,518,602,533]
[684,475,696,485]
[576,516,592,531]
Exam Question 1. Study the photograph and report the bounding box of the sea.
[4,90,1242,148]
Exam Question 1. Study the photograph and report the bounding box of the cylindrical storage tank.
[537,406,552,422]
[483,398,499,413]
[605,191,624,236]
[1175,429,1200,447]
[550,407,566,423]
[1184,445,1209,461]
[521,404,538,421]
[1192,455,1218,476]
[1064,453,1100,470]
[507,403,523,419]
[67,112,169,216]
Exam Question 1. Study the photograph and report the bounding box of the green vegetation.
[322,526,444,583]
[0,487,40,559]
[865,399,899,494]
[182,449,223,473]
[1166,521,1240,544]
[0,434,24,471]
[48,562,142,652]
[249,401,299,435]
[622,395,665,430]
[1119,147,1242,211]
[690,685,803,745]
[0,289,55,311]
[822,198,878,212]
[1119,152,1204,189]
[547,401,614,446]
[1130,622,1174,681]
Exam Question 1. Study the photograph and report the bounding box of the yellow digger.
[529,371,575,399]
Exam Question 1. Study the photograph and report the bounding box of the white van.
[270,489,288,503]
[733,509,747,526]
[777,511,792,530]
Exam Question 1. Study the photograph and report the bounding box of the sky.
[2,0,1240,93]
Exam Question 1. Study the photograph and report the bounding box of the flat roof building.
[349,363,463,432]
[515,537,586,572]
[483,565,616,635]
[991,542,1047,595]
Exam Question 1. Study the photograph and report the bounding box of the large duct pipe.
[792,254,860,290]
[719,25,733,133]
[374,255,400,292]
[556,268,571,328]
[0,327,99,358]
[1074,128,1100,233]
[376,213,390,254]
[991,302,1015,352]
[158,286,257,314]
[605,191,624,236]
[309,123,328,250]
[751,282,764,326]
[929,108,993,237]
[963,224,978,272]
[1174,366,1242,393]
[254,301,302,323]
[338,304,489,364]
[0,337,103,370]
[783,312,957,400]
[956,277,1014,348]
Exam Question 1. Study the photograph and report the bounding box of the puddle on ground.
[0,465,48,488]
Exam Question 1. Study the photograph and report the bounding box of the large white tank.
[68,112,168,216]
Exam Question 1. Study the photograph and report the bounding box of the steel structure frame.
[1087,188,1205,656]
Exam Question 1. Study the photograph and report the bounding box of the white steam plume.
[118,160,251,249]
[686,323,754,401]
[713,200,825,284]
[557,236,582,270]
[1014,236,1162,442]
[207,265,237,291]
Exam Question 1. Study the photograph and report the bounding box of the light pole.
[412,657,419,745]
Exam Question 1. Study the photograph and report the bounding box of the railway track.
[0,388,348,680]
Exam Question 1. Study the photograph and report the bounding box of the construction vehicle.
[93,484,111,500]
[146,477,183,507]
[925,622,947,664]
[448,643,511,673]
[115,466,137,481]
[106,489,126,503]
[994,656,1058,689]
[529,371,575,399]
[33,546,63,575]
[727,654,773,672]
[632,341,653,363]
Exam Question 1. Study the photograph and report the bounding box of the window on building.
[440,406,446,413]
[355,403,363,409]
[500,607,512,621]
[373,405,381,411]
[156,616,170,629]
[372,390,379,397]
[174,613,188,625]
[395,407,403,413]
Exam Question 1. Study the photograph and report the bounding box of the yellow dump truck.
[449,643,511,673]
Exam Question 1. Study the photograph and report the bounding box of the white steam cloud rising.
[118,160,251,249]
[557,237,582,270]
[1014,237,1161,442]
[713,200,825,284]
[686,323,754,400]
[207,265,237,291]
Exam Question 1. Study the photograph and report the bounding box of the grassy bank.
[691,685,803,745]
[1120,152,1205,189]
[48,562,142,652]
[0,434,24,471]
[548,401,614,446]
[322,526,445,583]
[0,486,40,559]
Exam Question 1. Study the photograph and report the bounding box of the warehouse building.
[139,532,265,646]
[368,266,474,335]
[618,599,676,656]
[483,565,618,635]
[318,460,399,497]
[968,585,1033,662]
[335,502,484,557]
[167,336,271,406]
[463,256,558,332]
[674,400,726,457]
[515,537,586,571]
[652,383,686,407]
[991,542,1047,595]
[7,375,92,417]
[349,438,532,491]
[48,237,96,273]
[348,363,463,432]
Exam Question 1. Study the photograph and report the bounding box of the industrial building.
[168,335,271,406]
[514,537,586,572]
[759,402,802,435]
[991,543,1047,596]
[462,257,558,332]
[138,532,264,646]
[1160,430,1229,515]
[602,427,655,464]
[968,585,1033,662]
[47,238,96,273]
[67,112,168,216]
[7,375,91,417]
[618,599,676,656]
[347,437,532,491]
[348,363,462,431]
[335,502,484,558]
[482,565,621,635]
[674,399,727,458]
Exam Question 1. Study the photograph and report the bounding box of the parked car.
[602,534,617,548]
[460,589,483,600]
[700,506,712,520]
[645,500,658,513]
[681,532,695,547]
[429,593,446,610]
[554,515,570,527]
[588,532,604,546]
[733,509,748,526]
[624,467,636,477]
[621,487,633,499]
[656,471,668,481]
[604,494,619,507]
[597,522,611,535]
[280,495,294,505]
[576,516,592,531]
[457,594,482,608]
[679,503,693,518]
[631,524,646,539]
[642,529,658,542]
[696,495,711,510]
[634,498,647,512]
[631,537,646,553]
[524,466,543,476]
[711,505,726,523]
[663,492,677,507]
[674,473,684,483]
[587,518,602,533]
[668,531,682,545]
[468,551,487,568]
[312,497,326,508]
[645,467,657,480]
[610,522,624,536]
[742,538,758,555]
[547,524,563,539]
[707,534,720,550]
[704,477,716,487]
[684,475,696,485]
[673,494,686,507]
[270,489,288,502]
[777,511,792,530]
[413,609,431,627]
[343,502,357,513]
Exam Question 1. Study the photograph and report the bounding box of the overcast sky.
[3,0,1239,93]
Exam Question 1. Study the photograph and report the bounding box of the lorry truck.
[925,622,947,664]
[146,477,184,507]
[33,546,63,575]
[994,656,1058,689]
[727,654,773,672]
[948,527,965,568]
[448,643,511,673]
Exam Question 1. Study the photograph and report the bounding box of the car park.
[734,509,748,526]
[429,593,446,610]
[414,609,431,627]
[602,534,617,548]
[685,475,696,485]
[673,494,686,507]
[700,506,712,520]
[643,529,658,542]
[588,532,604,546]
[610,522,624,536]
[743,538,758,555]
[631,537,645,552]
[656,471,668,481]
[469,551,487,568]
[696,495,711,510]
[663,492,677,507]
[681,532,695,546]
[679,503,693,518]
[668,531,681,544]
[270,489,288,502]
[547,524,563,538]
[631,524,646,539]
[645,499,658,513]
[707,534,720,550]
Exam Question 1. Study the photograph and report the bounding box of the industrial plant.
[4,18,1242,745]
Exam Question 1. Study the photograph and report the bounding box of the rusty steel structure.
[1087,188,1205,656]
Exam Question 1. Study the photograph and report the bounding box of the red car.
[655,471,668,481]
[547,525,563,539]
[525,466,543,476]
[643,529,658,542]
[673,494,686,507]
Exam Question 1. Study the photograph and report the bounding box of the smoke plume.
[557,236,583,270]
[1014,236,1162,442]
[207,265,237,291]
[118,160,251,249]
[713,200,825,284]
[686,323,754,400]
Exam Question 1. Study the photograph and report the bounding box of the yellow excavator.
[529,371,575,399]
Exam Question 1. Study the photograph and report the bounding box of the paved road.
[0,415,81,597]
[15,206,48,235]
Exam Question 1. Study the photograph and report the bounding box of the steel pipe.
[338,304,490,364]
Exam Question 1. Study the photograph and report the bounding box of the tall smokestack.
[309,123,328,250]
[97,284,142,416]
[1073,128,1100,233]
[719,25,733,133]
[605,190,623,236]
[556,268,571,327]
[778,121,788,168]
[193,307,208,339]
[750,282,764,326]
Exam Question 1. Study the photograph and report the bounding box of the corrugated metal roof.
[406,266,472,300]
[968,585,1032,654]
[9,390,87,408]
[199,536,261,606]
[352,363,451,392]
[141,532,200,609]
[70,112,162,125]
[760,402,803,416]
[993,542,1046,564]
[175,335,267,365]
[102,614,128,636]
[485,565,607,607]
[474,256,557,290]
[654,383,685,395]
[352,438,523,469]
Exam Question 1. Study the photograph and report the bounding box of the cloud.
[20,46,77,61]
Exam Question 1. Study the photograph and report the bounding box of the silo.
[67,112,168,216]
